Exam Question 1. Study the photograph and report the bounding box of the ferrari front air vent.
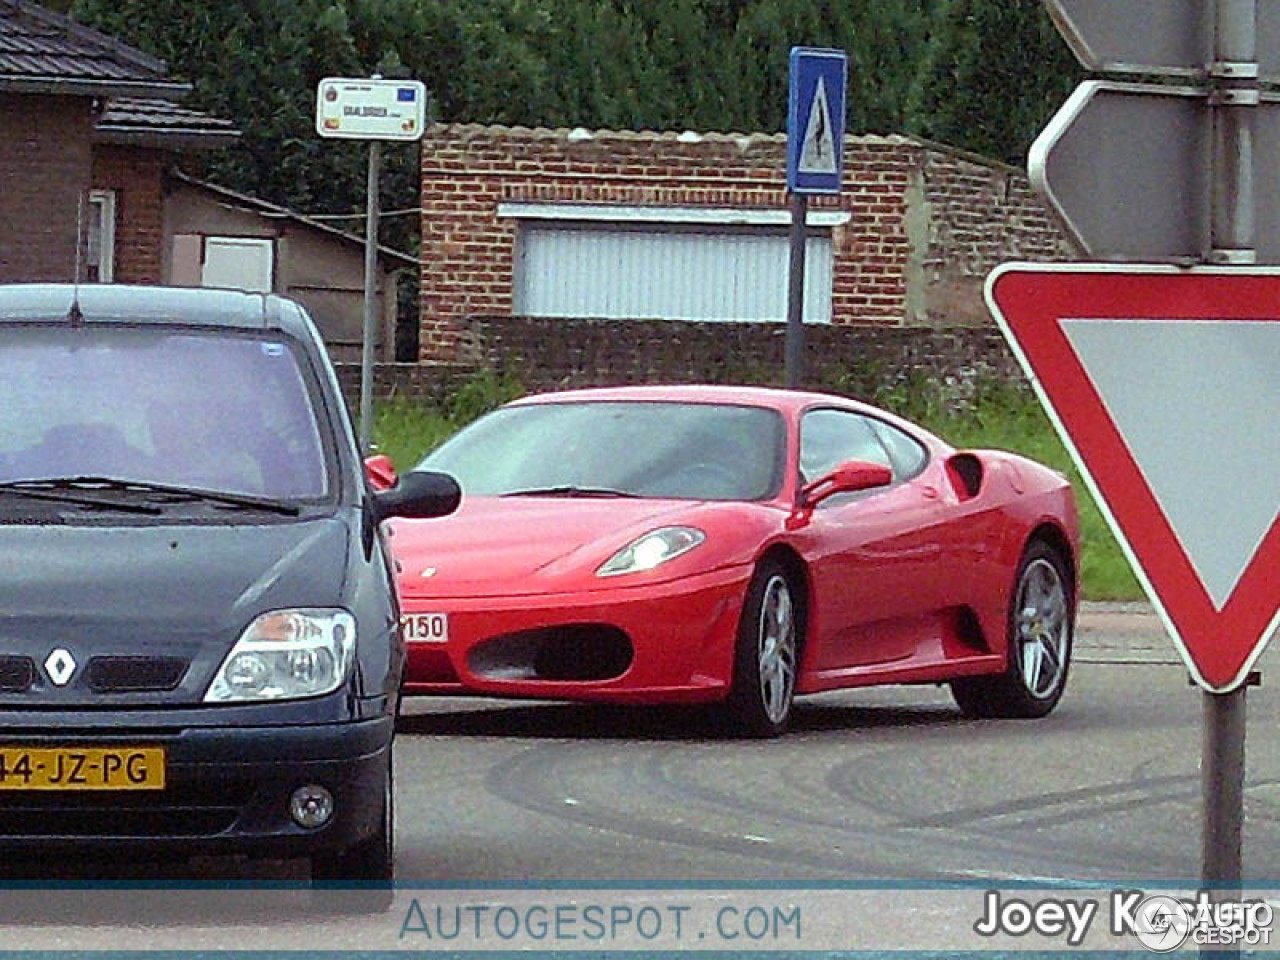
[468,625,634,682]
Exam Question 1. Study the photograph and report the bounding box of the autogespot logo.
[1117,891,1275,952]
[1128,895,1193,952]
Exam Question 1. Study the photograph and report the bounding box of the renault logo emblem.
[43,648,77,687]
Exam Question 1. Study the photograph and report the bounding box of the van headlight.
[205,609,355,702]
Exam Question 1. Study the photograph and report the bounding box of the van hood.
[0,517,351,706]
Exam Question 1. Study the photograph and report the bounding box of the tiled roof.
[96,97,239,148]
[172,171,417,268]
[425,123,1021,172]
[429,122,918,146]
[0,0,186,97]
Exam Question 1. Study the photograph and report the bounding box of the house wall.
[163,182,397,361]
[417,124,1071,363]
[0,93,94,283]
[92,144,167,284]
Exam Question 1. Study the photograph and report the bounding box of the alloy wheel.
[757,574,797,724]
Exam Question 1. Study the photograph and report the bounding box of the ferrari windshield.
[419,401,786,500]
[0,325,329,500]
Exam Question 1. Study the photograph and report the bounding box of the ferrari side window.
[869,420,929,481]
[799,408,893,483]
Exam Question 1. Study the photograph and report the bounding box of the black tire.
[310,750,394,913]
[719,559,801,738]
[952,540,1074,719]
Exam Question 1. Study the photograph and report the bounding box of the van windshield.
[0,325,330,500]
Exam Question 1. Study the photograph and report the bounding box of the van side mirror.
[372,470,461,522]
[801,459,893,507]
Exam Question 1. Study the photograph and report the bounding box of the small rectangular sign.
[787,47,847,195]
[315,77,426,142]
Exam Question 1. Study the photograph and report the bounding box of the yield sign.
[986,263,1280,692]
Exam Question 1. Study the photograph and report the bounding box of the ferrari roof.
[510,383,878,415]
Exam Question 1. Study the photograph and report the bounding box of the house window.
[200,237,274,293]
[85,190,116,283]
[502,204,846,324]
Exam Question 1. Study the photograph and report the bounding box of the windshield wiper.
[0,476,300,516]
[0,479,162,515]
[501,485,641,499]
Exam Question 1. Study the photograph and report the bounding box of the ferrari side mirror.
[801,459,893,506]
[364,454,398,492]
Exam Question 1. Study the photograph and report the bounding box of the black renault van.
[0,285,457,885]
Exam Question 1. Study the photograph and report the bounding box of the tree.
[907,0,1081,164]
[70,0,1078,231]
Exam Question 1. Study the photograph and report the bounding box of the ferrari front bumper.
[400,566,751,703]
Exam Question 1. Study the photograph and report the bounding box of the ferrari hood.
[389,496,708,597]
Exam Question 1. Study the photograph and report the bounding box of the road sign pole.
[315,73,426,456]
[1210,0,1259,264]
[1203,680,1251,960]
[785,192,808,388]
[1200,7,1256,946]
[1202,685,1246,887]
[359,137,382,456]
[785,48,845,387]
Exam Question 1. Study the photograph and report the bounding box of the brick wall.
[0,93,95,283]
[418,124,1071,363]
[334,360,477,409]
[452,315,1022,399]
[907,142,1072,326]
[92,144,167,284]
[333,317,1021,413]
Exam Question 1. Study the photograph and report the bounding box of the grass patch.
[371,369,1144,602]
[371,368,522,470]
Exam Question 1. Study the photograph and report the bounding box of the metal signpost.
[315,76,427,455]
[784,48,846,387]
[1018,1,1279,945]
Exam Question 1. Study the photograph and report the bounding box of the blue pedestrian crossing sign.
[787,47,847,195]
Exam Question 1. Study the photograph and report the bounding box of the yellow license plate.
[0,747,166,791]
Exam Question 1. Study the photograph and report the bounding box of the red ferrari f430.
[372,386,1079,736]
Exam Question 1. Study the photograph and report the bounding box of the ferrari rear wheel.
[721,559,800,738]
[951,540,1073,720]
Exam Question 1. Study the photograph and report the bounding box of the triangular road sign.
[987,263,1280,692]
[799,78,837,175]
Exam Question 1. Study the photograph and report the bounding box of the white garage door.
[515,224,833,323]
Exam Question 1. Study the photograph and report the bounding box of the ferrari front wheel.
[721,559,800,737]
[952,540,1073,719]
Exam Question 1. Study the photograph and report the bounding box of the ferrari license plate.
[402,612,448,643]
[0,746,166,791]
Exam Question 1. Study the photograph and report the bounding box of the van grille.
[85,657,189,693]
[0,656,36,693]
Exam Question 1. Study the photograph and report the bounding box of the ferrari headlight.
[205,609,355,703]
[597,526,706,577]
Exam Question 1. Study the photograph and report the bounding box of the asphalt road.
[6,603,1280,949]
[393,602,1280,887]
